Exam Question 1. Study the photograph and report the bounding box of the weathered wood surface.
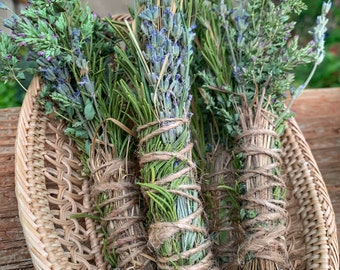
[0,88,339,269]
[0,108,34,270]
[291,88,340,243]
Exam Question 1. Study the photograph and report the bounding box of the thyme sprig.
[193,0,331,268]
[0,1,154,268]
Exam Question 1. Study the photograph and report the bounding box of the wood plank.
[291,89,340,190]
[291,88,340,257]
[0,108,33,270]
[291,88,340,119]
[0,88,339,269]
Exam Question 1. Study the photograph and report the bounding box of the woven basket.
[15,77,338,269]
[282,117,339,270]
[15,76,107,270]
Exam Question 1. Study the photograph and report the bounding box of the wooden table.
[0,89,339,269]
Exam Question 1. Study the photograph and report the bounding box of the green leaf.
[64,127,76,136]
[16,71,25,80]
[72,121,84,128]
[246,210,258,219]
[84,98,95,120]
[45,101,53,114]
[75,129,88,139]
[240,208,246,220]
[52,2,66,13]
[85,139,91,156]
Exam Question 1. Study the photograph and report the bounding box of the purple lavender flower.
[139,5,159,22]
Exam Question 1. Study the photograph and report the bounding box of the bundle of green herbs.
[192,0,331,269]
[111,0,217,268]
[0,1,154,269]
[190,0,239,267]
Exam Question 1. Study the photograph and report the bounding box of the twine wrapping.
[138,118,217,270]
[89,123,155,269]
[202,145,239,268]
[234,98,290,269]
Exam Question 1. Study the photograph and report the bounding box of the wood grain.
[291,88,340,248]
[0,108,34,270]
[0,88,339,269]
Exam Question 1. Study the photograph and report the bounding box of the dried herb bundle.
[0,1,154,268]
[114,0,216,268]
[193,0,331,269]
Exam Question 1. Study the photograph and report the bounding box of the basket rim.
[14,76,106,270]
[282,117,339,270]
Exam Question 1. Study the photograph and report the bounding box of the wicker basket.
[282,117,339,270]
[15,77,338,269]
[15,76,107,270]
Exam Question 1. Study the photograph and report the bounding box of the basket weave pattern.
[283,117,339,270]
[15,77,105,269]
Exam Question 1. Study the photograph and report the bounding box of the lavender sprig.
[0,1,155,268]
[285,0,332,112]
[115,0,215,268]
[272,0,332,127]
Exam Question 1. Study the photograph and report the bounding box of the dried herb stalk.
[233,93,288,268]
[115,0,216,268]
[193,0,331,268]
[0,1,154,268]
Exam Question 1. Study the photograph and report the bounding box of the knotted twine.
[233,98,290,269]
[137,117,217,270]
[202,145,239,268]
[89,119,155,270]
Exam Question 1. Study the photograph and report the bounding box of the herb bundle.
[114,0,216,268]
[191,0,239,266]
[193,0,331,269]
[0,1,154,269]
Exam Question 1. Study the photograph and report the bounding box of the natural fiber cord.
[90,137,155,269]
[234,99,289,269]
[203,145,238,268]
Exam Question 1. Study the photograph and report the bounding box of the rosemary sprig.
[193,0,331,268]
[113,0,215,268]
[191,1,239,267]
[0,1,154,269]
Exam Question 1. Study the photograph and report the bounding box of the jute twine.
[89,122,155,270]
[202,144,239,268]
[233,97,289,269]
[137,118,217,270]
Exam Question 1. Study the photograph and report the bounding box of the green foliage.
[0,81,23,108]
[0,1,142,268]
[112,1,212,267]
[222,0,322,108]
[294,0,340,88]
[191,1,331,267]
